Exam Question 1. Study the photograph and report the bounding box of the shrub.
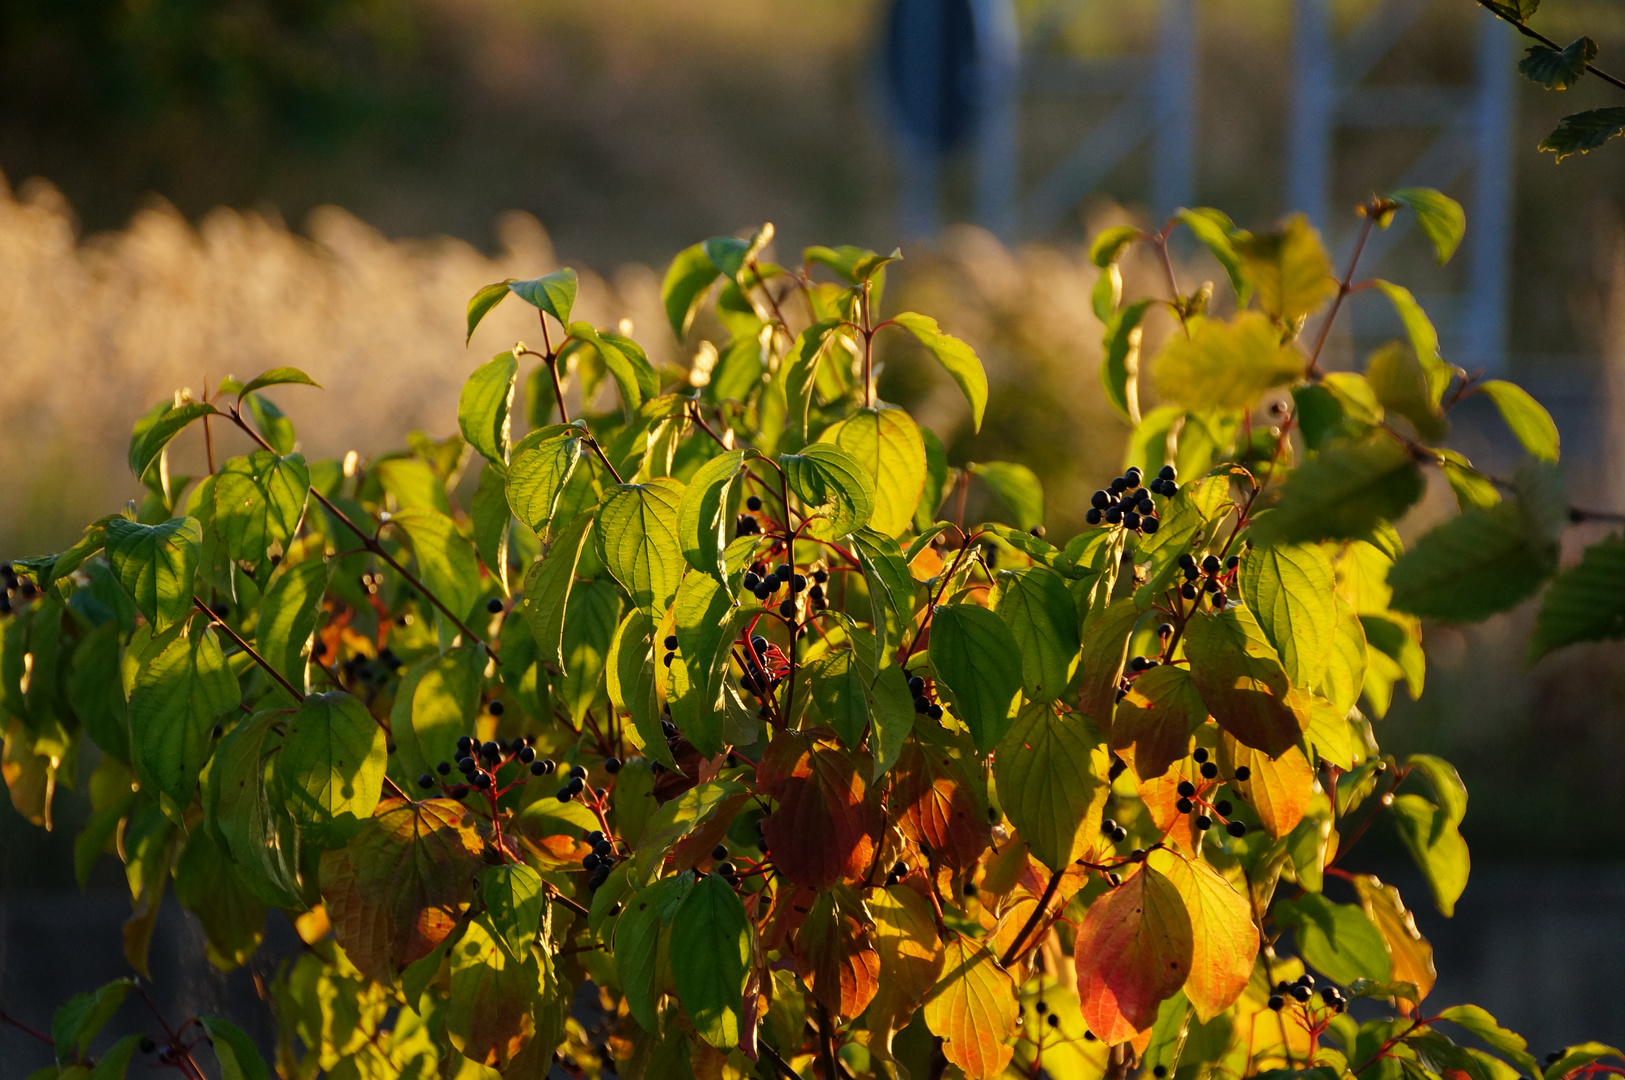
[3,200,1620,1079]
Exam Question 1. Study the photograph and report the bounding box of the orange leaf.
[759,730,881,890]
[1113,665,1208,780]
[1148,850,1258,1021]
[1220,734,1312,839]
[923,935,1017,1079]
[794,887,881,1020]
[1351,874,1436,1012]
[1185,607,1307,757]
[868,884,944,1059]
[892,742,991,869]
[1134,756,1201,857]
[1073,864,1193,1043]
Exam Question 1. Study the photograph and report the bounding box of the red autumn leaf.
[1074,863,1193,1043]
[892,741,991,869]
[758,729,881,890]
[794,887,881,1020]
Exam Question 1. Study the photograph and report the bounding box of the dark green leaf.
[992,566,1079,701]
[1389,793,1470,916]
[1387,501,1557,622]
[509,268,578,326]
[995,703,1108,871]
[105,516,201,633]
[521,511,594,668]
[928,603,1023,752]
[482,862,544,959]
[238,367,322,396]
[662,244,721,339]
[213,451,311,568]
[458,351,518,465]
[1101,300,1153,424]
[1482,0,1538,20]
[670,872,751,1048]
[206,711,304,908]
[1530,534,1625,659]
[1437,1005,1538,1075]
[599,479,686,615]
[86,1033,143,1080]
[1185,606,1304,757]
[466,280,512,343]
[129,621,240,814]
[255,558,329,696]
[199,1016,272,1080]
[569,322,661,416]
[615,875,687,1031]
[970,462,1044,532]
[51,978,133,1062]
[1249,435,1424,547]
[506,431,584,537]
[890,312,989,432]
[1519,37,1597,90]
[277,691,387,847]
[1275,893,1392,985]
[1540,107,1625,161]
[678,449,752,585]
[129,400,218,480]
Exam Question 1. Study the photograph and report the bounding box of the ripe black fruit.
[583,853,600,871]
[1268,994,1284,1011]
[1154,1068,1167,1078]
[418,773,434,788]
[1181,583,1198,600]
[775,563,792,580]
[482,741,501,761]
[963,881,979,896]
[717,861,735,876]
[1176,797,1193,814]
[474,773,492,789]
[746,495,763,511]
[1177,780,1196,797]
[908,675,925,695]
[1192,748,1208,763]
[1086,508,1103,525]
[1200,761,1218,779]
[928,704,943,720]
[457,735,473,755]
[594,840,613,857]
[1202,554,1220,574]
[1194,814,1212,830]
[1291,984,1312,1002]
[779,599,795,618]
[1234,766,1251,781]
[1141,516,1159,533]
[570,765,588,780]
[605,757,622,773]
[1101,818,1118,835]
[1137,497,1154,515]
[1159,464,1176,481]
[1047,1014,1060,1028]
[489,701,505,716]
[743,571,760,590]
[487,597,504,614]
[713,844,729,860]
[1091,490,1110,509]
[914,696,930,713]
[1035,1000,1048,1015]
[1226,820,1247,837]
[664,635,679,650]
[437,761,452,775]
[1124,467,1142,488]
[753,583,771,601]
[1215,799,1232,815]
[458,757,476,775]
[1123,511,1141,529]
[519,746,535,764]
[530,760,548,776]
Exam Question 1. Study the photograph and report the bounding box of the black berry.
[779,599,795,618]
[1192,748,1208,763]
[487,597,504,613]
[1268,995,1284,1011]
[519,746,535,764]
[1226,820,1247,837]
[1200,761,1218,779]
[1086,508,1103,525]
[418,773,434,788]
[437,761,452,775]
[605,757,622,773]
[1091,490,1110,509]
[1194,814,1212,830]
[1177,780,1196,797]
[746,495,763,511]
[570,765,587,780]
[489,700,505,716]
[1234,766,1251,782]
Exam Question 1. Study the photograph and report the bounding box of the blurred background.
[6,0,1625,1067]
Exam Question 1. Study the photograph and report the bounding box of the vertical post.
[1467,11,1515,376]
[895,0,944,241]
[1288,0,1333,229]
[972,0,1021,242]
[1151,0,1196,223]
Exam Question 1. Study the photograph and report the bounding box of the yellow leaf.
[924,935,1018,1078]
[1152,313,1305,413]
[1148,850,1259,1021]
[1351,874,1436,1012]
[868,885,945,1059]
[1220,735,1314,839]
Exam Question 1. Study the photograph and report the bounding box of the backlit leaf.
[1518,36,1597,91]
[1275,892,1392,985]
[928,603,1022,752]
[1389,792,1470,916]
[1388,501,1557,622]
[1176,207,1252,305]
[508,267,578,326]
[1074,864,1194,1044]
[447,914,537,1067]
[677,449,752,584]
[1529,534,1625,659]
[1077,596,1143,728]
[924,936,1018,1078]
[482,862,545,960]
[1239,542,1336,689]
[1478,380,1560,462]
[1112,664,1208,780]
[795,888,881,1020]
[758,730,880,890]
[1220,734,1313,838]
[1152,312,1305,413]
[992,566,1079,702]
[822,408,926,538]
[466,280,512,343]
[995,703,1109,871]
[198,1016,271,1080]
[1249,434,1424,547]
[128,621,240,806]
[105,516,201,633]
[663,244,721,339]
[1185,607,1305,757]
[1387,188,1467,265]
[1351,874,1436,1009]
[892,741,990,869]
[255,558,329,697]
[599,479,687,616]
[277,691,387,847]
[1147,850,1258,1022]
[891,312,989,432]
[1233,214,1337,322]
[214,451,310,568]
[1540,106,1625,161]
[1367,341,1447,442]
[670,872,752,1048]
[522,511,594,668]
[971,462,1045,532]
[128,400,218,480]
[390,506,481,635]
[506,431,584,536]
[781,442,875,539]
[868,884,945,1058]
[1101,299,1152,424]
[458,351,518,465]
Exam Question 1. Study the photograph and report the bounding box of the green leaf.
[506,431,584,536]
[52,978,133,1062]
[810,648,871,751]
[615,875,687,1031]
[213,451,311,568]
[509,267,578,326]
[129,400,218,480]
[784,319,843,440]
[1519,36,1597,90]
[1275,893,1392,985]
[1089,225,1141,267]
[521,511,594,668]
[277,691,387,847]
[994,703,1108,871]
[670,872,751,1048]
[1238,543,1337,689]
[1101,300,1153,424]
[1482,0,1539,20]
[992,566,1080,701]
[1438,1004,1535,1073]
[663,244,722,339]
[1366,342,1447,442]
[105,516,201,633]
[445,912,541,1069]
[1233,214,1337,322]
[970,462,1044,532]
[780,443,875,539]
[1389,793,1470,916]
[458,351,519,465]
[678,449,753,584]
[1530,534,1625,659]
[1184,606,1304,757]
[1176,207,1252,306]
[928,603,1023,752]
[1112,664,1209,779]
[1249,435,1425,547]
[559,578,622,724]
[172,823,268,970]
[822,408,927,538]
[255,558,329,696]
[1477,380,1560,461]
[607,609,675,768]
[206,711,304,909]
[393,506,481,633]
[86,1034,143,1080]
[1093,262,1122,322]
[890,312,989,432]
[1540,106,1625,161]
[1544,1044,1625,1080]
[238,367,322,396]
[1152,312,1305,412]
[198,1017,271,1080]
[569,322,661,415]
[482,862,545,959]
[1387,501,1557,621]
[806,243,899,285]
[391,647,483,785]
[129,621,240,806]
[466,280,512,343]
[599,478,686,615]
[1386,189,1467,265]
[1370,281,1450,403]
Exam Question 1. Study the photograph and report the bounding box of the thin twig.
[1310,205,1379,370]
[195,597,305,704]
[1000,866,1064,968]
[583,436,626,486]
[1475,2,1625,94]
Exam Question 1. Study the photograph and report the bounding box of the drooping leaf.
[608,609,674,769]
[105,516,201,633]
[255,558,329,696]
[1112,664,1208,780]
[670,872,752,1049]
[1076,596,1142,727]
[198,1016,271,1080]
[1351,874,1437,1010]
[758,730,880,890]
[1101,300,1153,424]
[822,408,927,538]
[390,506,481,636]
[509,267,578,326]
[1540,106,1625,161]
[390,646,482,786]
[466,280,512,343]
[785,319,844,439]
[1529,534,1625,659]
[239,367,322,396]
[1089,225,1142,267]
[1232,214,1337,322]
[892,741,991,869]
[992,566,1079,701]
[1388,792,1470,917]
[1249,435,1425,547]
[923,936,1018,1079]
[128,621,240,806]
[506,431,584,536]
[1387,501,1558,622]
[1275,893,1392,985]
[458,351,519,465]
[1185,607,1305,757]
[1387,188,1467,265]
[970,461,1045,532]
[780,443,875,539]
[1152,312,1305,413]
[891,312,989,432]
[1477,380,1560,462]
[446,914,538,1067]
[569,322,662,415]
[51,978,134,1062]
[614,875,684,1032]
[1146,850,1259,1022]
[994,703,1109,871]
[521,511,594,668]
[663,244,722,339]
[795,888,881,1020]
[276,691,387,847]
[598,479,686,616]
[206,711,303,909]
[128,400,218,480]
[172,825,267,970]
[213,451,311,568]
[1073,865,1194,1044]
[1366,341,1448,442]
[1436,1004,1539,1076]
[850,528,915,667]
[1221,735,1314,838]
[868,884,945,1057]
[1238,543,1337,689]
[1518,36,1597,90]
[928,603,1023,752]
[677,449,752,584]
[481,862,545,960]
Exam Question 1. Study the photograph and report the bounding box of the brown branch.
[1309,204,1379,370]
[1000,867,1064,969]
[583,436,626,486]
[194,597,305,704]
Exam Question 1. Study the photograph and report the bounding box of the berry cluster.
[741,562,822,620]
[1085,465,1175,533]
[1175,748,1250,837]
[1266,972,1345,1014]
[1178,551,1239,610]
[1115,622,1175,704]
[582,829,618,890]
[908,674,944,720]
[739,633,790,701]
